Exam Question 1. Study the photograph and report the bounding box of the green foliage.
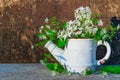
[61,22,67,28]
[101,66,120,74]
[42,53,67,73]
[94,28,108,42]
[58,39,68,48]
[35,16,67,48]
[48,29,55,41]
[51,17,60,26]
[108,25,118,41]
[42,53,52,63]
[97,12,102,17]
[85,70,94,75]
[81,70,94,75]
[46,63,67,73]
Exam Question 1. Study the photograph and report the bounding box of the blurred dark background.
[0,0,120,64]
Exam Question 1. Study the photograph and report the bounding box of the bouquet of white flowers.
[36,6,119,48]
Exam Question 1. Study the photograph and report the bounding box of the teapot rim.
[69,39,94,40]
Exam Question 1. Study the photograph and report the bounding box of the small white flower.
[81,33,85,37]
[40,26,44,29]
[84,19,93,26]
[74,31,82,36]
[57,30,64,38]
[39,29,42,33]
[46,31,50,35]
[67,20,73,26]
[92,27,98,35]
[73,20,81,26]
[40,60,45,65]
[78,27,83,30]
[46,25,50,29]
[52,30,56,33]
[39,35,47,40]
[45,17,49,23]
[63,35,67,40]
[117,24,120,30]
[102,28,107,34]
[51,71,57,76]
[98,19,103,26]
[39,26,44,33]
[67,32,72,37]
[31,45,34,49]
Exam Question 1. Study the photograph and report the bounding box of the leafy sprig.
[41,53,67,73]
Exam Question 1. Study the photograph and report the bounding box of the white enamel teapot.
[45,39,111,73]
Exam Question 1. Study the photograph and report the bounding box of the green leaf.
[35,41,45,47]
[58,39,68,48]
[44,29,55,41]
[85,70,94,75]
[51,16,60,26]
[46,64,54,70]
[54,63,58,70]
[102,66,120,74]
[37,33,43,37]
[97,12,102,17]
[46,63,66,73]
[61,22,67,28]
[44,53,52,58]
[42,59,47,63]
[34,43,40,47]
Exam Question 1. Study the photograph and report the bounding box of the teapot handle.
[96,40,111,65]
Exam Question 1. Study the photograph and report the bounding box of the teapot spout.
[45,40,66,66]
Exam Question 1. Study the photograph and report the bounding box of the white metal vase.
[45,39,111,73]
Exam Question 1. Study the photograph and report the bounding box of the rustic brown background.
[0,0,120,64]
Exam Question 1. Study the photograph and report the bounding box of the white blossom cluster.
[74,6,92,20]
[38,18,51,40]
[57,6,104,40]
